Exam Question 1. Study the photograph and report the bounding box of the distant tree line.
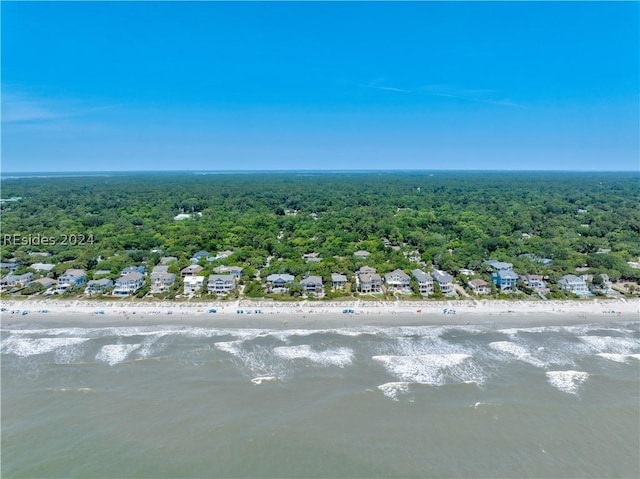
[1,171,639,288]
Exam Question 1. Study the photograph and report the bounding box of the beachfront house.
[484,261,518,292]
[113,271,145,296]
[58,269,86,289]
[595,274,616,295]
[522,274,547,292]
[150,265,176,293]
[207,274,236,295]
[300,275,323,295]
[266,274,295,293]
[150,272,176,293]
[412,269,434,296]
[468,278,490,295]
[558,274,590,296]
[85,278,113,294]
[184,275,205,295]
[384,269,411,293]
[1,272,34,288]
[357,267,382,293]
[354,250,371,259]
[33,277,56,290]
[213,265,243,280]
[493,269,519,292]
[181,265,204,278]
[331,273,347,291]
[431,270,455,295]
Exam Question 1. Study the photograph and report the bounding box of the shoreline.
[1,298,637,329]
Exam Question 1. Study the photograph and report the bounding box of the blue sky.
[2,1,638,172]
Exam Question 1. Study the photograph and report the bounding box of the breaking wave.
[546,370,590,395]
[95,344,141,366]
[372,353,482,386]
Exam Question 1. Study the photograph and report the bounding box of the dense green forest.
[1,171,639,297]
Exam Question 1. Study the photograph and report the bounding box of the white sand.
[1,297,637,328]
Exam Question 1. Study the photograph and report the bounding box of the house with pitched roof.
[357,267,382,293]
[493,269,519,292]
[521,274,547,292]
[58,269,86,289]
[121,265,146,276]
[412,269,434,296]
[184,276,205,295]
[1,272,34,288]
[213,265,243,279]
[85,278,114,294]
[207,274,236,295]
[468,278,490,295]
[266,274,295,293]
[181,265,204,278]
[484,260,519,292]
[558,274,590,296]
[190,251,210,264]
[113,271,145,296]
[300,275,323,295]
[331,273,347,290]
[160,256,178,265]
[30,262,55,272]
[33,277,56,290]
[150,265,176,293]
[384,269,411,293]
[0,261,20,273]
[431,270,455,295]
[484,260,514,272]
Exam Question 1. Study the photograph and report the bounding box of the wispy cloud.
[364,84,411,93]
[357,80,524,107]
[2,89,118,123]
[2,92,63,123]
[421,84,526,108]
[359,78,411,93]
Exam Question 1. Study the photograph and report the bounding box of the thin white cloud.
[421,84,526,108]
[367,85,411,93]
[359,78,411,93]
[357,80,524,106]
[2,90,118,123]
[2,93,63,122]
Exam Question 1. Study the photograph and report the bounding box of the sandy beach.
[1,297,637,328]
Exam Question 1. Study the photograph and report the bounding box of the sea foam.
[1,337,89,357]
[372,354,475,386]
[377,382,412,401]
[596,353,640,363]
[546,370,589,395]
[272,345,354,367]
[488,341,547,368]
[95,344,141,366]
[578,335,639,354]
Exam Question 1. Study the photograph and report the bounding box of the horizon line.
[1,168,638,175]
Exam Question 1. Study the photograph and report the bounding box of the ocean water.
[2,319,639,478]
